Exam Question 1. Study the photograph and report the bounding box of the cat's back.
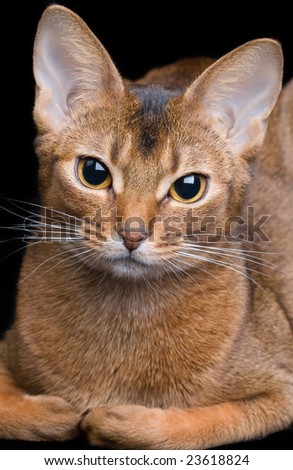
[136,57,215,88]
[274,78,293,178]
[258,78,293,203]
[251,78,293,322]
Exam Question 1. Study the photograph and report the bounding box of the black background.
[1,0,292,450]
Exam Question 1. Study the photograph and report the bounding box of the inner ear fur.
[33,5,124,132]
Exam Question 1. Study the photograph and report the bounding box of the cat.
[0,4,292,449]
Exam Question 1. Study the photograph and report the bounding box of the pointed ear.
[33,5,124,132]
[183,39,283,156]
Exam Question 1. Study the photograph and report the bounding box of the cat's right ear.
[33,6,124,132]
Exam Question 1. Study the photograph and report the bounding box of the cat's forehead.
[116,86,227,175]
[127,85,180,117]
[124,84,181,159]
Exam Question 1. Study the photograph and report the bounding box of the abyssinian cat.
[0,5,292,449]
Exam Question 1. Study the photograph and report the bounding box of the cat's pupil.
[174,174,201,200]
[82,158,109,186]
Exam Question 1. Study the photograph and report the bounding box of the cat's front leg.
[81,393,293,449]
[0,345,80,441]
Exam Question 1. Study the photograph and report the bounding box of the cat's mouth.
[102,251,160,278]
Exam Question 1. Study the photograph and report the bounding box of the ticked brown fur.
[0,5,292,448]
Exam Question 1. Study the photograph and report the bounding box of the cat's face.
[33,6,282,279]
[36,88,238,279]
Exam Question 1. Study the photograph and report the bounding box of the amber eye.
[77,158,112,189]
[169,174,207,203]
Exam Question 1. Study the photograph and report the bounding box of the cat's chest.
[11,255,244,411]
[14,305,219,410]
[11,281,234,411]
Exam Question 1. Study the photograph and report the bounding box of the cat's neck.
[21,242,248,323]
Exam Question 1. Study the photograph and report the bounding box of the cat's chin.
[107,257,161,280]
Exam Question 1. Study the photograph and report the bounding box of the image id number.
[186,454,250,466]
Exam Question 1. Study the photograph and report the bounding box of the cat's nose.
[119,229,147,251]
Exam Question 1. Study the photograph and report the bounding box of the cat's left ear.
[182,39,283,156]
[33,6,124,132]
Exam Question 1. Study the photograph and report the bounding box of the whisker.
[68,248,107,279]
[1,201,83,241]
[182,239,280,255]
[175,253,224,284]
[0,237,31,243]
[178,250,255,276]
[0,240,45,263]
[164,257,206,295]
[41,246,95,278]
[168,258,219,294]
[163,259,194,294]
[177,250,270,296]
[181,243,282,273]
[0,210,79,239]
[0,205,39,223]
[182,234,273,249]
[6,198,83,223]
[164,259,186,280]
[0,225,32,231]
[17,244,86,285]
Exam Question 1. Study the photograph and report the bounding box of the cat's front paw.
[4,394,81,441]
[81,405,167,449]
[27,395,81,441]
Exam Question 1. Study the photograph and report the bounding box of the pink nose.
[119,230,147,251]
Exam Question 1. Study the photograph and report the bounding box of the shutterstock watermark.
[22,206,271,244]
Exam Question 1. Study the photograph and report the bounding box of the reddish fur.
[0,6,292,448]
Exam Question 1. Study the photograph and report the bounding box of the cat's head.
[32,5,283,279]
